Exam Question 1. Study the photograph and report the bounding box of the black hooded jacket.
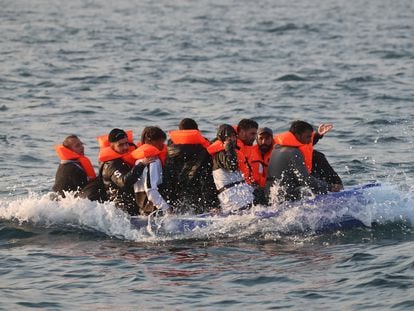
[53,161,88,197]
[101,159,145,215]
[162,142,219,214]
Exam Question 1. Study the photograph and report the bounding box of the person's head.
[108,128,129,154]
[141,126,167,150]
[256,127,274,154]
[217,124,237,144]
[63,135,84,155]
[179,118,198,130]
[289,120,314,144]
[237,119,258,146]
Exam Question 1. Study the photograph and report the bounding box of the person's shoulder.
[61,161,83,171]
[103,158,126,171]
[273,145,297,156]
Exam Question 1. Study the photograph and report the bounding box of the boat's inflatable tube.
[130,183,380,234]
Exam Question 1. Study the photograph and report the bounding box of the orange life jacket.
[55,145,96,180]
[207,140,225,156]
[207,140,250,179]
[97,130,134,148]
[236,139,254,184]
[250,145,272,187]
[97,130,136,167]
[169,130,210,148]
[98,146,136,167]
[131,143,167,166]
[159,144,167,166]
[274,131,314,173]
[131,144,161,159]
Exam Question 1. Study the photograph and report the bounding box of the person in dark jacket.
[162,118,219,214]
[266,121,340,203]
[207,124,254,213]
[53,135,95,197]
[100,128,153,215]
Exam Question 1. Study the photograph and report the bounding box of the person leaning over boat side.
[132,126,171,215]
[100,128,153,215]
[208,124,254,213]
[266,120,339,203]
[53,135,96,197]
[162,118,219,214]
[236,118,258,184]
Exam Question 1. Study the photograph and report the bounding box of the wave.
[275,74,308,82]
[0,184,412,242]
[0,194,151,241]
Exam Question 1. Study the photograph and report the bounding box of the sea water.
[0,0,413,309]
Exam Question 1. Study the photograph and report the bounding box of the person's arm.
[215,140,239,171]
[145,160,170,210]
[109,161,146,188]
[313,133,323,146]
[313,124,333,146]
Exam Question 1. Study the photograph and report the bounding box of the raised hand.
[318,124,333,136]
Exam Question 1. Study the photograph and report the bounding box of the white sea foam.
[0,184,412,242]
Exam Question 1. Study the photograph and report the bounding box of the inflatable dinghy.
[130,183,380,235]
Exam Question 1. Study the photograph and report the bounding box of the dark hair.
[237,119,258,131]
[141,126,167,144]
[108,128,127,143]
[179,118,198,130]
[62,134,79,148]
[289,120,314,135]
[216,124,237,142]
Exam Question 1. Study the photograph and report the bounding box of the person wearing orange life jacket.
[100,128,153,215]
[236,119,258,184]
[266,120,340,202]
[162,118,219,214]
[53,135,96,197]
[132,126,171,215]
[208,124,254,213]
[250,127,274,188]
[249,127,275,205]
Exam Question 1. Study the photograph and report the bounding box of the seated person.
[266,121,340,202]
[99,128,152,215]
[236,118,259,183]
[207,124,254,213]
[53,135,96,197]
[250,127,274,204]
[163,118,219,214]
[132,126,171,215]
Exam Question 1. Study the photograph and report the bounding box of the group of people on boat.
[52,118,343,216]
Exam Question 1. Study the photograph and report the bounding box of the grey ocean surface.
[0,0,414,310]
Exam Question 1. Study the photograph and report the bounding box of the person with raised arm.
[266,120,342,203]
